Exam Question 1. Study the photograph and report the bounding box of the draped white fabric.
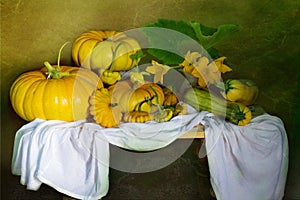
[11,108,288,200]
[202,114,289,200]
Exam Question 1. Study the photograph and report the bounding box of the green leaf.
[143,18,241,65]
[145,18,198,41]
[190,21,241,49]
[147,49,184,65]
[142,20,198,65]
[130,49,145,62]
[206,47,220,60]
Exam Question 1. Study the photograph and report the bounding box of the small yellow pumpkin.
[218,79,259,106]
[89,88,122,128]
[162,87,178,107]
[72,30,141,74]
[109,80,165,113]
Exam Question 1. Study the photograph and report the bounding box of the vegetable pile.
[10,19,260,128]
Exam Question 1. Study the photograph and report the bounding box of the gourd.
[149,106,174,122]
[162,87,178,107]
[10,43,102,122]
[71,30,141,74]
[215,79,259,106]
[184,87,252,126]
[89,88,122,128]
[109,81,165,113]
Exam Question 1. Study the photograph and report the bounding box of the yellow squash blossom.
[214,56,232,73]
[130,71,150,85]
[180,51,232,88]
[180,51,202,70]
[146,60,170,84]
[195,56,221,87]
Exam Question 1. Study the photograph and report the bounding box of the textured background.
[1,0,299,199]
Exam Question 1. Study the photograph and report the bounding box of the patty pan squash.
[89,88,122,128]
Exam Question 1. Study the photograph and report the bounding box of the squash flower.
[130,71,150,86]
[214,56,232,73]
[146,60,170,84]
[180,51,232,88]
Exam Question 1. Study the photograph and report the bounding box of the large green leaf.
[145,19,198,41]
[190,21,241,49]
[143,18,241,65]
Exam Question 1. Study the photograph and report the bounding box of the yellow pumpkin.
[10,62,102,122]
[220,79,259,106]
[89,88,122,128]
[71,30,141,74]
[162,87,178,107]
[109,81,165,113]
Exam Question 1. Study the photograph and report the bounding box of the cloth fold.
[11,108,288,200]
[11,119,110,199]
[11,108,207,199]
[203,113,289,200]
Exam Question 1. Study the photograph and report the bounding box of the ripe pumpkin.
[10,42,103,122]
[109,80,165,113]
[89,88,122,128]
[71,30,141,74]
[10,63,102,122]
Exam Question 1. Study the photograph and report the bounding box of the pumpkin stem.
[130,50,145,69]
[148,85,166,115]
[44,61,70,79]
[57,41,70,70]
[44,42,70,79]
[109,41,124,72]
[109,103,118,108]
[148,85,160,105]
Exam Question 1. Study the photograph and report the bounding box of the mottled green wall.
[1,0,299,197]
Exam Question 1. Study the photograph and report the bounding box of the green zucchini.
[184,87,252,126]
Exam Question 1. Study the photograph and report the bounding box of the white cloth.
[11,108,288,200]
[11,108,208,199]
[11,119,110,200]
[203,114,289,200]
